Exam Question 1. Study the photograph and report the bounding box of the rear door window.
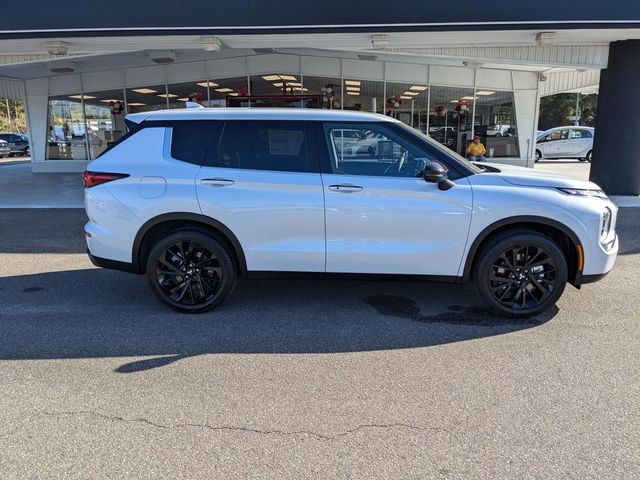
[218,121,317,173]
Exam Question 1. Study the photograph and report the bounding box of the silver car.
[535,126,594,163]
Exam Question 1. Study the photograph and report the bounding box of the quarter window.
[323,123,437,178]
[170,121,218,165]
[218,121,315,173]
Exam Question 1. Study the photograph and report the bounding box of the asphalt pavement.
[0,208,638,479]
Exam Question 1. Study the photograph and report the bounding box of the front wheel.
[584,150,592,162]
[146,230,237,313]
[473,231,568,317]
[534,150,541,163]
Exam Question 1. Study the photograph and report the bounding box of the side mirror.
[423,161,455,191]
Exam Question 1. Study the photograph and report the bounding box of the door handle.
[201,178,235,187]
[328,183,363,193]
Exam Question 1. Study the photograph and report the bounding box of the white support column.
[23,78,49,172]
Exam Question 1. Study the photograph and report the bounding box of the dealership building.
[0,1,639,194]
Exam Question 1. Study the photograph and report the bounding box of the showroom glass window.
[218,121,315,172]
[384,82,429,131]
[473,90,519,158]
[342,79,384,114]
[247,74,310,107]
[124,84,171,114]
[303,75,342,109]
[81,89,128,159]
[428,86,475,157]
[166,81,209,109]
[323,122,437,178]
[45,95,88,160]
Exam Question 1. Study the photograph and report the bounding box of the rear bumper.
[88,249,139,274]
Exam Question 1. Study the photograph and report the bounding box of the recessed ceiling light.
[279,75,297,81]
[132,88,157,94]
[400,96,413,100]
[347,92,360,96]
[345,80,361,86]
[450,100,460,103]
[346,87,360,91]
[476,90,495,96]
[177,98,190,102]
[215,88,234,93]
[99,99,122,103]
[127,102,146,106]
[197,81,219,88]
[402,91,419,96]
[228,93,239,96]
[409,85,428,91]
[262,75,281,81]
[273,83,284,87]
[157,93,179,98]
[68,95,96,100]
[461,96,477,100]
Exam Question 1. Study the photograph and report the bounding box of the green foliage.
[538,93,598,131]
[0,99,27,133]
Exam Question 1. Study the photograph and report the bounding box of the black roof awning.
[2,0,640,38]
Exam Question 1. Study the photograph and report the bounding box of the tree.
[0,99,27,133]
[538,93,598,131]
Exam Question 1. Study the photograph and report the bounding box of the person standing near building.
[466,135,487,162]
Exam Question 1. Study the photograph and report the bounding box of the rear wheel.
[534,150,542,163]
[146,230,237,313]
[473,231,568,317]
[584,150,592,162]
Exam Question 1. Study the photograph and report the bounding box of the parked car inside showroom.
[83,108,617,317]
[535,126,594,162]
[0,132,30,156]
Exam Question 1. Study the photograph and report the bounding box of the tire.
[473,230,568,317]
[534,150,541,163]
[146,230,237,313]
[24,147,30,157]
[585,150,592,162]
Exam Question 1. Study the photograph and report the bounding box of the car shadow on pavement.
[0,268,556,373]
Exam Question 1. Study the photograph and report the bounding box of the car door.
[319,121,473,277]
[195,120,326,273]
[568,129,592,157]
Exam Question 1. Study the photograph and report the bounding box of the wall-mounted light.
[200,36,223,52]
[46,41,69,56]
[371,35,389,50]
[536,32,557,47]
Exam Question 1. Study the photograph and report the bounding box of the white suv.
[84,108,618,317]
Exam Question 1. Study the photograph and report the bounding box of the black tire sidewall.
[474,232,568,317]
[146,230,237,313]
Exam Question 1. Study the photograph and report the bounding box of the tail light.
[83,171,129,188]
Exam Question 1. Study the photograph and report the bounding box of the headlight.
[558,188,608,200]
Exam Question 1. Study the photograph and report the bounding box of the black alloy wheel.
[474,231,568,317]
[146,230,236,313]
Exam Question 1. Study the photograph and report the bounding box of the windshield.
[397,123,483,174]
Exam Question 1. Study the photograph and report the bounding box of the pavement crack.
[41,411,440,441]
